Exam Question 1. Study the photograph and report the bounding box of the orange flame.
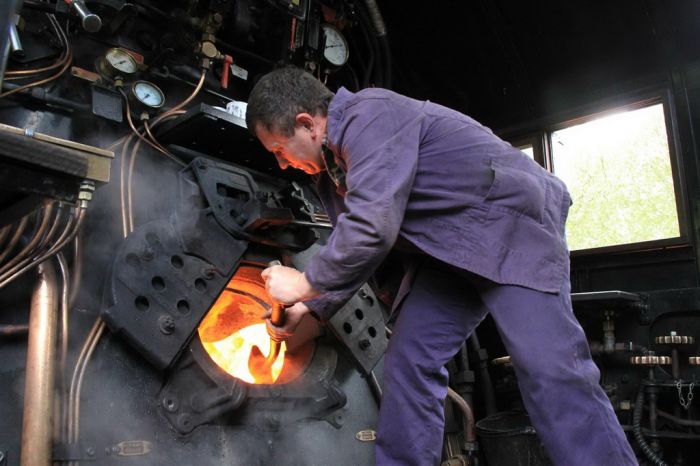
[197,264,292,384]
[201,323,286,384]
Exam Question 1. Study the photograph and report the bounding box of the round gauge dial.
[131,81,165,108]
[104,48,137,75]
[321,24,349,67]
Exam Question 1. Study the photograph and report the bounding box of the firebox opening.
[197,263,313,384]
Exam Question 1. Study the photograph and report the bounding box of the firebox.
[77,156,387,465]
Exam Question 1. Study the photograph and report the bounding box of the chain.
[677,380,695,410]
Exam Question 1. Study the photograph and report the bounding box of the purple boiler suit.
[301,88,637,466]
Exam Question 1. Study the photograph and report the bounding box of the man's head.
[246,67,334,174]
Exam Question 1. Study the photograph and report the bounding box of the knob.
[69,0,102,33]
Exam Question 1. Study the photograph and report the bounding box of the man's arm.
[303,97,423,320]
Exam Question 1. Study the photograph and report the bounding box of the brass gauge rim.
[97,47,138,79]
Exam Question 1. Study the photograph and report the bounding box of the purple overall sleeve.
[303,98,422,320]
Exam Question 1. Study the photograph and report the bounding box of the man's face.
[256,119,325,175]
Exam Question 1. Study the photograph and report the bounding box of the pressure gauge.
[97,48,138,79]
[321,24,349,67]
[130,81,165,110]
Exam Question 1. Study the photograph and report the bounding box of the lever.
[65,0,102,33]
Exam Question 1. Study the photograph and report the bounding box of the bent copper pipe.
[21,262,59,466]
[0,215,29,266]
[0,202,54,275]
[447,386,476,444]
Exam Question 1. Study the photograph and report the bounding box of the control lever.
[65,0,102,33]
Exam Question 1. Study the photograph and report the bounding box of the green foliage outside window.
[551,104,680,251]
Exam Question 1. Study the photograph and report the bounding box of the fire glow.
[197,265,287,384]
[202,323,286,384]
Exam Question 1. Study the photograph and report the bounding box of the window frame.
[546,90,689,256]
[511,133,548,168]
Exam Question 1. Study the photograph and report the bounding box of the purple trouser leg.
[376,259,638,466]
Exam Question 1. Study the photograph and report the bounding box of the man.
[245,67,637,466]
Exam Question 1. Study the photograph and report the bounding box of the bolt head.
[158,315,176,334]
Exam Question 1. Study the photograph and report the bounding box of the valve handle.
[220,55,233,89]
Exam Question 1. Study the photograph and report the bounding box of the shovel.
[248,261,286,384]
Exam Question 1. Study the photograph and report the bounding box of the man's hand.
[261,264,318,304]
[262,302,312,342]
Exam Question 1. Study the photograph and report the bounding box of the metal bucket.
[475,411,552,466]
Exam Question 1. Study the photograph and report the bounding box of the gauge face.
[105,48,137,74]
[132,81,165,108]
[321,24,349,67]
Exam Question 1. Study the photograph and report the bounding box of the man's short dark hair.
[246,67,334,137]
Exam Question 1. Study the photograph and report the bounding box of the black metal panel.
[188,157,319,250]
[328,284,388,376]
[102,212,247,370]
[91,85,123,122]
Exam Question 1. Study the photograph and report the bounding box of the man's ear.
[295,113,316,133]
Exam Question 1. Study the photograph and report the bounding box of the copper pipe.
[122,94,184,165]
[119,135,135,238]
[68,317,105,444]
[0,15,72,99]
[0,224,11,248]
[0,324,29,337]
[41,203,66,249]
[5,14,67,77]
[447,386,476,444]
[155,70,207,119]
[20,262,59,466]
[0,201,54,275]
[0,215,29,265]
[127,136,143,232]
[0,209,72,283]
[144,119,168,153]
[56,253,70,442]
[125,112,187,233]
[72,320,105,448]
[68,235,82,307]
[0,208,84,289]
[67,318,102,442]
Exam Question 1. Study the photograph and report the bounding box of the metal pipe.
[469,333,498,416]
[68,235,81,306]
[20,262,59,466]
[446,386,476,444]
[0,324,29,337]
[0,201,54,275]
[0,224,11,249]
[9,20,24,58]
[0,215,29,265]
[56,253,70,442]
[656,408,700,427]
[0,207,84,289]
[0,0,21,89]
[367,370,383,406]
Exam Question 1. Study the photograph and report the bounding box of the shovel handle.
[267,260,287,327]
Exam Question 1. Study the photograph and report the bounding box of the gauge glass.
[321,24,349,67]
[132,81,165,108]
[105,48,137,74]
